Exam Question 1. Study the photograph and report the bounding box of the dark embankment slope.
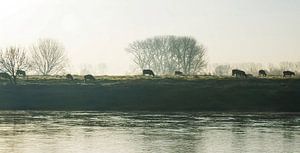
[0,78,299,111]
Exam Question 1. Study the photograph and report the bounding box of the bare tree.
[279,61,296,71]
[30,39,67,75]
[126,40,153,71]
[215,64,231,76]
[267,63,281,76]
[0,46,29,84]
[95,63,107,75]
[79,64,93,75]
[171,37,207,74]
[127,35,207,75]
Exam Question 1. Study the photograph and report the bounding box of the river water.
[0,111,299,153]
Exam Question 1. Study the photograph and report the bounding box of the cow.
[232,69,247,78]
[246,74,254,78]
[283,71,295,77]
[16,70,26,77]
[175,71,183,76]
[0,72,12,83]
[143,69,155,77]
[66,74,74,81]
[84,74,96,82]
[258,70,267,77]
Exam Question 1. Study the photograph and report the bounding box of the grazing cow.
[0,72,12,83]
[283,71,295,77]
[143,69,155,77]
[246,74,254,78]
[232,69,247,78]
[258,70,267,77]
[16,70,26,77]
[66,74,74,80]
[175,71,183,76]
[84,74,96,82]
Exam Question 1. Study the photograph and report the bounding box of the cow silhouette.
[84,74,96,82]
[175,71,183,76]
[283,71,295,77]
[246,74,254,78]
[0,72,12,83]
[143,69,155,76]
[258,70,267,77]
[66,74,74,80]
[232,69,247,78]
[16,70,26,77]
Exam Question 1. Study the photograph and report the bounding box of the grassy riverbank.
[0,75,299,111]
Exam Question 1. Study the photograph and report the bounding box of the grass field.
[0,75,299,111]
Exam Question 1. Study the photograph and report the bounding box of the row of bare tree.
[127,35,207,75]
[0,39,67,84]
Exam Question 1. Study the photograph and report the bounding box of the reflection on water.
[0,111,299,153]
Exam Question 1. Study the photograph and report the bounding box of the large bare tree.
[31,39,67,75]
[0,46,29,84]
[127,36,207,75]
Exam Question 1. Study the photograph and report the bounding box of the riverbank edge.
[0,79,299,111]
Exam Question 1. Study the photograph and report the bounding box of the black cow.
[0,72,12,83]
[246,74,254,78]
[84,74,96,82]
[232,69,247,78]
[258,70,267,77]
[16,70,26,77]
[283,71,295,77]
[143,69,155,77]
[66,74,74,80]
[175,71,183,76]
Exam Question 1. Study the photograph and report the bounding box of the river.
[0,111,299,153]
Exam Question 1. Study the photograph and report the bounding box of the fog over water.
[0,0,299,74]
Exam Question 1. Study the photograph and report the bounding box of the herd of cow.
[142,69,296,78]
[0,69,297,83]
[231,69,296,78]
[66,74,96,82]
[0,71,97,82]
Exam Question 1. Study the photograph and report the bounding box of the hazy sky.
[0,0,299,74]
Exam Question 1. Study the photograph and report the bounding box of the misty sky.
[0,0,299,75]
